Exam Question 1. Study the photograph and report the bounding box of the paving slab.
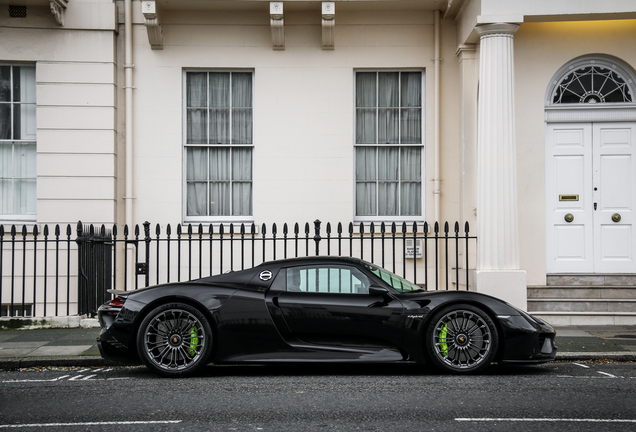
[27,345,93,357]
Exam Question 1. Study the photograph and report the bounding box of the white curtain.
[356,72,376,144]
[356,147,376,215]
[186,72,253,217]
[0,66,36,215]
[355,71,422,217]
[400,147,421,216]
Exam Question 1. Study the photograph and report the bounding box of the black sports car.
[97,256,556,377]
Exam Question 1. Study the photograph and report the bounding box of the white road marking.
[456,418,636,423]
[1,376,70,384]
[597,371,619,378]
[0,420,182,428]
[572,362,590,368]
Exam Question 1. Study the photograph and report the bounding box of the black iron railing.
[1,220,476,318]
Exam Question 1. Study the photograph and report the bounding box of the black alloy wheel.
[425,303,498,374]
[137,302,213,377]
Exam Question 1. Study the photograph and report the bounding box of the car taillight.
[109,296,126,307]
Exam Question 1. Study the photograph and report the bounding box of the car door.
[267,263,406,359]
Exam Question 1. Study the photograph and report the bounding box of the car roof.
[258,256,369,267]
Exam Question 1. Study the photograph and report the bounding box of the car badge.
[259,270,273,281]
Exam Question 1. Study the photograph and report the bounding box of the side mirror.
[369,286,389,297]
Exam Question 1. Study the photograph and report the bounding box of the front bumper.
[498,314,557,365]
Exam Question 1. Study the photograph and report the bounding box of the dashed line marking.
[0,420,182,428]
[572,362,590,369]
[456,418,636,423]
[597,371,620,378]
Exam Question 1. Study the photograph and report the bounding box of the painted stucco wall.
[129,7,461,228]
[0,1,118,226]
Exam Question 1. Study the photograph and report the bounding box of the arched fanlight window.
[548,55,636,106]
[554,66,632,104]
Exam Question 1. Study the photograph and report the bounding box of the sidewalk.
[1,325,635,369]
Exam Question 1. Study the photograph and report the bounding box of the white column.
[474,23,527,310]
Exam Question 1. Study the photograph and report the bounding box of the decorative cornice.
[455,43,476,58]
[474,23,520,38]
[142,0,164,50]
[545,106,636,123]
[270,2,285,50]
[50,0,68,26]
[321,2,335,50]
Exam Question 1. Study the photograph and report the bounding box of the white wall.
[129,8,457,229]
[0,1,119,226]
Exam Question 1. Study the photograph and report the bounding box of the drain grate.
[613,335,636,339]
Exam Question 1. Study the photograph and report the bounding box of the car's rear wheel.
[425,304,498,374]
[137,302,212,377]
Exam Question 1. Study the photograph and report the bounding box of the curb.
[556,351,636,362]
[0,356,127,370]
[0,317,100,330]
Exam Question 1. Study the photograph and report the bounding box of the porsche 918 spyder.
[97,256,556,377]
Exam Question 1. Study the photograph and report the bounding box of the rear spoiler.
[107,289,133,297]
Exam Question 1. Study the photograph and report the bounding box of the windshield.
[364,263,424,293]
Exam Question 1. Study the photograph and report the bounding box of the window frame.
[353,69,426,223]
[284,264,372,295]
[0,62,37,223]
[182,69,255,224]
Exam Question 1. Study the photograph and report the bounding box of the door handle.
[272,296,280,307]
[564,213,574,223]
[612,213,622,223]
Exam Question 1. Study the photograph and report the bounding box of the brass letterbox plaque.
[559,195,579,202]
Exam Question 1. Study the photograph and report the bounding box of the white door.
[546,122,636,273]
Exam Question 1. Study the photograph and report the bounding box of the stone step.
[529,312,636,326]
[547,274,636,286]
[528,298,636,313]
[528,286,636,300]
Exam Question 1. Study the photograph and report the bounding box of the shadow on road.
[188,362,557,378]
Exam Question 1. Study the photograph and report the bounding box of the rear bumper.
[96,303,140,364]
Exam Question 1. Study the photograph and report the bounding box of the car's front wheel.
[424,304,498,374]
[137,302,213,377]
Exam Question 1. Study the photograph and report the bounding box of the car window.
[286,265,370,294]
[364,263,423,292]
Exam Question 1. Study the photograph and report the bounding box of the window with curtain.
[355,71,423,219]
[184,71,253,220]
[0,64,36,219]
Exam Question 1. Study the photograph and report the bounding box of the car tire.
[137,302,213,377]
[424,303,498,374]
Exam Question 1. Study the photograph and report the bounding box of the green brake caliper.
[438,323,449,357]
[189,326,199,357]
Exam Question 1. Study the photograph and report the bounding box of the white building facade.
[1,0,636,322]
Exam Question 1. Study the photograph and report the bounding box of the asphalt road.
[1,362,635,432]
